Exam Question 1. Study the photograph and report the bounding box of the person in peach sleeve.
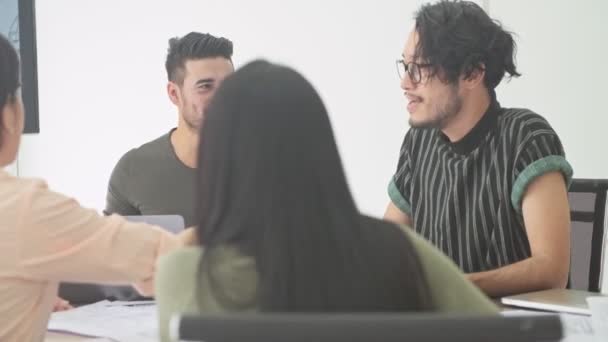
[0,33,194,342]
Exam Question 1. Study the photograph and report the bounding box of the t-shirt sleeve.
[510,125,573,213]
[105,150,140,216]
[388,131,413,216]
[17,179,179,289]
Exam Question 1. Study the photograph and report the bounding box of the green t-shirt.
[105,129,197,227]
[155,225,498,342]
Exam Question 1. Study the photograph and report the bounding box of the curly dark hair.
[414,0,521,89]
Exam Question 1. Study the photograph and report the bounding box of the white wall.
[20,0,607,218]
[16,0,608,291]
[10,0,608,293]
[489,1,608,293]
[20,0,465,215]
[491,0,608,179]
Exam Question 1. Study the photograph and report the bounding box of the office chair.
[567,178,608,292]
[171,313,563,342]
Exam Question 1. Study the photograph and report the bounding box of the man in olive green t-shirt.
[58,33,236,303]
[105,130,198,226]
[105,32,235,227]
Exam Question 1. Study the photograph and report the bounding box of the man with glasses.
[385,0,572,298]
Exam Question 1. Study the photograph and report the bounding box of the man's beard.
[409,85,462,130]
[183,106,203,132]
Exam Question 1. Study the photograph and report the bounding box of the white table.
[45,331,108,341]
[45,300,157,342]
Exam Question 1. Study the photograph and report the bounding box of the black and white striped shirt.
[388,100,573,273]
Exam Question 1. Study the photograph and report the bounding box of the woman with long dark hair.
[156,60,496,341]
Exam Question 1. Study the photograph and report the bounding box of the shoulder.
[13,176,49,193]
[157,248,202,302]
[135,132,172,157]
[2,172,51,199]
[391,224,498,313]
[158,247,203,282]
[112,132,172,172]
[498,107,558,141]
[0,174,51,213]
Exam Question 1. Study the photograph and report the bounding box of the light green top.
[155,226,498,342]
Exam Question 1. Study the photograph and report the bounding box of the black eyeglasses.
[396,59,432,84]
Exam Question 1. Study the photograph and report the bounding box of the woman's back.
[156,215,497,342]
[161,60,497,342]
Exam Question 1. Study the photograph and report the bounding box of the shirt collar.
[439,94,501,155]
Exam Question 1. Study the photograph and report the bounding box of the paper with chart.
[47,300,158,342]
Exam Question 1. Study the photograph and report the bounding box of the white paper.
[558,313,596,342]
[47,300,159,342]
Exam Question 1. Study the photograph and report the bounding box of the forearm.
[384,202,413,226]
[471,172,571,298]
[21,201,179,284]
[468,255,568,298]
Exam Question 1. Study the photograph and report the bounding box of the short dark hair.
[414,0,521,89]
[165,32,233,84]
[0,33,20,144]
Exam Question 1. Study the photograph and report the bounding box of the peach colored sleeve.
[15,180,179,293]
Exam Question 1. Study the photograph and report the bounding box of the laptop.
[123,215,185,233]
[501,288,608,315]
[172,313,563,342]
[58,215,185,304]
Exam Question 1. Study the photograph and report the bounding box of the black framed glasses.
[396,59,432,84]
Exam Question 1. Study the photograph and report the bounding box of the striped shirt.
[388,99,573,273]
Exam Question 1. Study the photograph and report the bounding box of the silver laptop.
[501,289,608,315]
[124,215,185,233]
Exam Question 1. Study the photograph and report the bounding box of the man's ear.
[167,82,181,106]
[1,98,19,134]
[462,63,486,90]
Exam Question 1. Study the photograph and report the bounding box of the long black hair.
[195,60,433,312]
